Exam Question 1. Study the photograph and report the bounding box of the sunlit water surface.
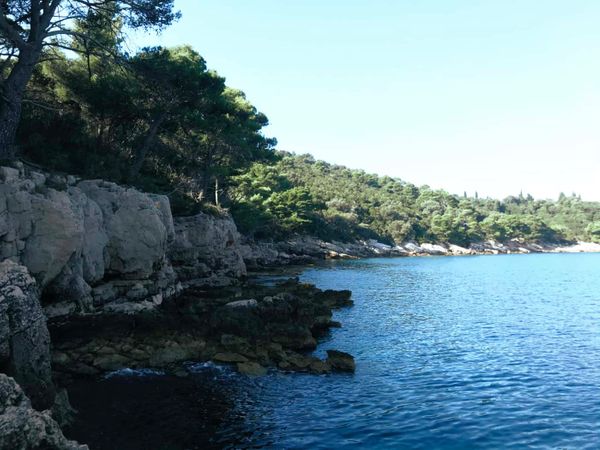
[69,253,600,449]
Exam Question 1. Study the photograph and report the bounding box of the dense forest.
[3,3,600,247]
[230,153,600,245]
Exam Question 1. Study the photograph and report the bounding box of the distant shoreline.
[241,237,600,269]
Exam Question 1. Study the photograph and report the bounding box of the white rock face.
[21,189,84,287]
[78,180,169,279]
[0,164,247,316]
[403,242,423,253]
[448,244,471,255]
[170,212,247,286]
[552,241,600,253]
[420,243,448,255]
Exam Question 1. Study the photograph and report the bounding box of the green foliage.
[230,152,600,245]
[586,222,600,243]
[17,24,274,214]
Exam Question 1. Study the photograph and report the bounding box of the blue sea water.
[215,253,600,449]
[70,253,600,449]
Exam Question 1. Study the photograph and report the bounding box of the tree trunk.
[0,48,40,160]
[214,177,220,207]
[128,112,167,181]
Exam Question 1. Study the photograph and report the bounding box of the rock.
[283,352,313,370]
[552,241,600,253]
[225,299,257,308]
[448,244,471,255]
[403,242,423,254]
[21,189,84,287]
[326,350,356,373]
[0,374,87,450]
[170,212,247,286]
[0,261,55,409]
[213,352,248,363]
[79,191,109,284]
[271,325,317,350]
[0,166,19,183]
[220,334,252,355]
[309,360,332,374]
[236,361,267,376]
[78,180,169,279]
[420,243,448,255]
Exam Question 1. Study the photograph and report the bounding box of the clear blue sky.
[132,0,600,201]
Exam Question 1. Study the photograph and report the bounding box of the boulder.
[0,261,55,409]
[448,244,471,255]
[420,243,448,255]
[78,180,169,279]
[213,352,248,363]
[403,242,423,254]
[0,374,87,450]
[236,361,267,376]
[326,350,356,373]
[170,212,247,286]
[20,189,84,287]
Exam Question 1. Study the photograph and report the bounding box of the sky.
[132,0,600,201]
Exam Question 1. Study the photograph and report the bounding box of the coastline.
[0,163,357,449]
[240,236,600,269]
[1,161,598,449]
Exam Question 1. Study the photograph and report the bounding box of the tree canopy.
[229,152,600,245]
[0,0,179,158]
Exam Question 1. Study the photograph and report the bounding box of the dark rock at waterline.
[236,361,267,376]
[326,350,356,373]
[0,374,86,450]
[213,352,248,363]
[49,278,356,380]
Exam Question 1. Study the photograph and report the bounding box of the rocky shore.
[1,161,597,449]
[241,235,600,268]
[49,278,355,381]
[0,163,355,449]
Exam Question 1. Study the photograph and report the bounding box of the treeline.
[230,152,600,245]
[7,4,274,213]
[4,3,599,246]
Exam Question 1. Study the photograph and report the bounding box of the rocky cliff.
[0,162,249,448]
[0,163,246,318]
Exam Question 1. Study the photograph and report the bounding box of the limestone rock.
[225,299,257,308]
[170,212,247,286]
[0,374,87,450]
[21,189,84,287]
[420,243,448,255]
[78,180,169,279]
[0,261,55,409]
